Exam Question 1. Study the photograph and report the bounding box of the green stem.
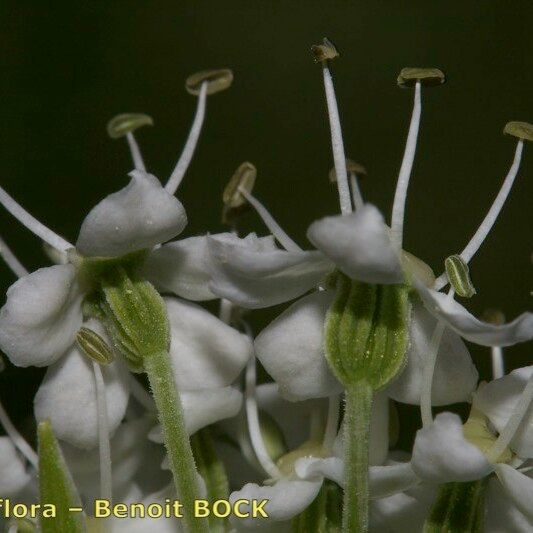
[144,350,209,533]
[342,381,373,533]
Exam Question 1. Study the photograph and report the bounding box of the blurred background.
[0,1,531,450]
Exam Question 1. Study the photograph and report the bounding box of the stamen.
[245,356,282,479]
[321,63,352,214]
[0,234,28,278]
[491,347,505,380]
[0,186,73,251]
[92,361,113,502]
[435,140,524,290]
[390,81,421,249]
[486,369,533,463]
[0,398,38,469]
[126,132,146,171]
[420,288,455,427]
[238,187,302,252]
[218,298,233,325]
[322,394,341,452]
[165,81,208,195]
[349,172,364,211]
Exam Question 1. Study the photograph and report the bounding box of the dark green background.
[0,2,531,446]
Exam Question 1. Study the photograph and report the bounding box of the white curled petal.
[417,284,533,347]
[207,232,332,309]
[334,392,390,466]
[0,265,83,367]
[144,235,218,301]
[0,437,32,497]
[254,291,343,401]
[387,304,478,405]
[307,205,403,284]
[181,387,242,435]
[486,476,533,532]
[369,463,420,499]
[295,456,344,487]
[76,171,187,257]
[34,342,130,449]
[411,412,492,483]
[229,478,322,527]
[475,367,533,458]
[166,297,252,390]
[496,464,533,523]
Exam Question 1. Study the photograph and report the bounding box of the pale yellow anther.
[76,327,115,365]
[482,308,506,326]
[276,440,326,478]
[185,69,233,96]
[106,113,153,139]
[503,121,533,142]
[329,158,367,183]
[397,67,446,88]
[311,37,339,63]
[223,162,256,209]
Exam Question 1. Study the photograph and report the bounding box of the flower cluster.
[0,44,531,533]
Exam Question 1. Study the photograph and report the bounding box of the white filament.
[0,399,38,469]
[491,346,505,380]
[349,172,364,210]
[165,81,208,195]
[322,64,352,215]
[126,132,146,172]
[391,81,422,250]
[245,357,281,479]
[238,187,302,252]
[435,140,524,290]
[0,186,72,251]
[323,394,341,452]
[420,288,455,427]
[218,298,233,325]
[0,235,28,278]
[487,369,533,463]
[92,362,112,502]
[127,373,155,412]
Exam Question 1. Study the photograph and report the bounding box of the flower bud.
[106,113,153,139]
[445,254,476,298]
[76,327,115,365]
[311,38,339,63]
[397,67,445,88]
[503,121,533,142]
[185,69,233,96]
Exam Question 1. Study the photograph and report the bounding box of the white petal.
[295,456,344,487]
[486,476,533,532]
[474,367,533,458]
[411,412,492,483]
[333,392,390,467]
[34,335,130,449]
[369,463,420,499]
[0,265,83,367]
[254,291,343,401]
[165,297,252,390]
[496,464,533,523]
[387,304,478,405]
[229,478,322,527]
[417,284,533,347]
[207,232,332,309]
[150,387,243,441]
[0,437,32,497]
[76,171,187,257]
[307,205,403,284]
[144,235,218,301]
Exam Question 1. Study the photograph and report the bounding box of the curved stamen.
[322,64,352,215]
[238,187,302,252]
[491,346,505,380]
[486,369,533,463]
[245,356,282,479]
[0,186,72,251]
[420,288,455,427]
[92,361,113,503]
[165,82,208,195]
[349,172,364,210]
[391,81,422,250]
[126,132,146,172]
[322,394,341,452]
[435,140,524,290]
[0,235,28,278]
